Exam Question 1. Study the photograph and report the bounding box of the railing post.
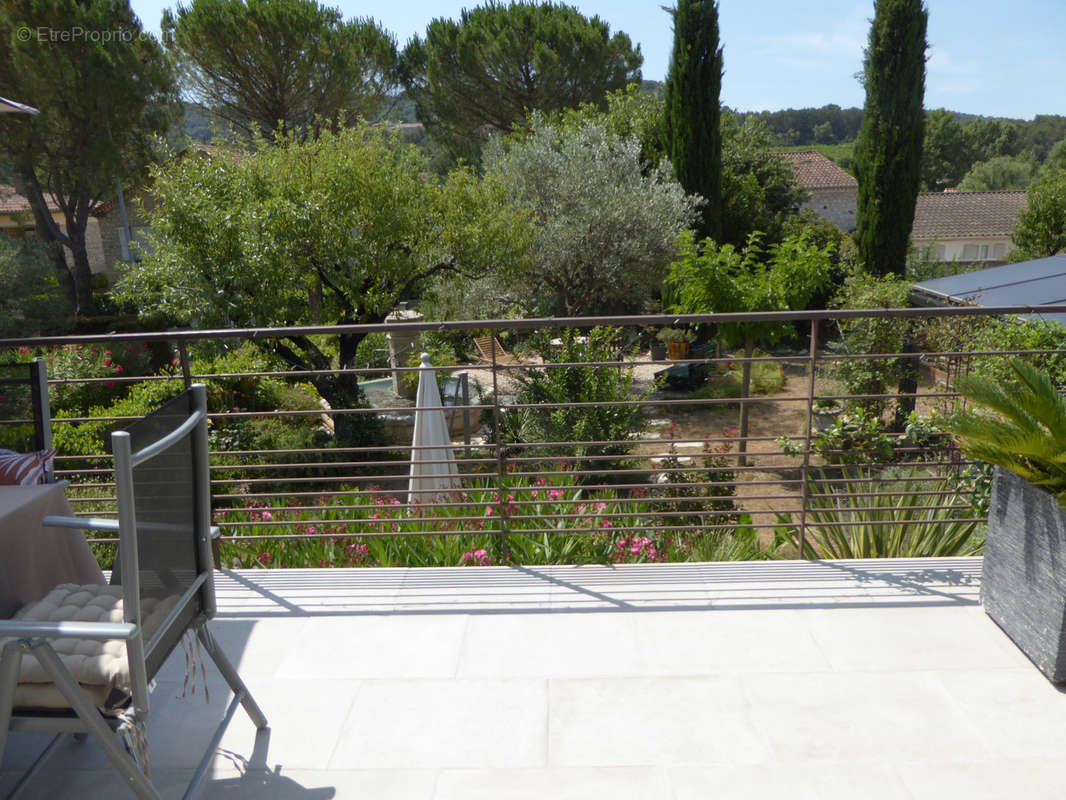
[798,319,819,559]
[489,338,509,561]
[461,372,471,459]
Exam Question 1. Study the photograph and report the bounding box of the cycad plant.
[949,358,1066,508]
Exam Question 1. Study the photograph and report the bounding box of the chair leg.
[0,642,23,763]
[28,641,161,800]
[197,626,267,730]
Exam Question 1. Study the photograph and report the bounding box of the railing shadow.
[212,559,982,618]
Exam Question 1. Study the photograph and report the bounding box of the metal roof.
[911,254,1066,327]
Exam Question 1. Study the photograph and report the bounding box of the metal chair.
[0,384,267,799]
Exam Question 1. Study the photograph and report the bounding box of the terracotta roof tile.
[774,150,857,190]
[0,183,59,215]
[911,191,1027,240]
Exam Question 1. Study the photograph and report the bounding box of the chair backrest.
[109,384,216,680]
[474,336,519,365]
[0,359,53,477]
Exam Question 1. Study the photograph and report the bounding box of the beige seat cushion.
[5,584,175,710]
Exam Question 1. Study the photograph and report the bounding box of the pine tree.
[854,0,928,277]
[663,0,723,242]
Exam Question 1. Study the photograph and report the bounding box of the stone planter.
[812,406,842,432]
[982,467,1066,683]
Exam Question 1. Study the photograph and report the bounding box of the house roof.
[774,150,857,190]
[0,183,60,215]
[911,254,1066,327]
[911,191,1027,241]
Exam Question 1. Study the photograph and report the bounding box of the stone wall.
[802,188,857,232]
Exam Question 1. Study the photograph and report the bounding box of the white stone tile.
[457,613,644,678]
[932,668,1066,760]
[275,615,469,679]
[331,679,548,769]
[634,609,831,675]
[742,671,990,764]
[434,766,670,800]
[668,763,916,800]
[897,760,1066,800]
[548,677,769,767]
[804,606,1022,671]
[149,678,360,770]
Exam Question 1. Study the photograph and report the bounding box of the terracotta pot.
[666,341,690,360]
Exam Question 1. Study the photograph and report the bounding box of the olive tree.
[483,118,699,316]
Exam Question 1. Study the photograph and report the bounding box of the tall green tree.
[117,126,530,441]
[0,0,176,316]
[663,0,723,242]
[401,1,641,161]
[957,154,1037,192]
[854,0,927,277]
[164,0,397,140]
[1010,168,1066,261]
[921,109,974,191]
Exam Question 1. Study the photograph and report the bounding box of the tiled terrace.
[3,558,1066,799]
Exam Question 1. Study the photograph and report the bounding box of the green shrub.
[500,327,648,483]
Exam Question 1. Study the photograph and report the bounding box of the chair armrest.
[41,515,119,533]
[0,620,137,641]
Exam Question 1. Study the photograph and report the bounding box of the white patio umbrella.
[0,97,39,115]
[407,353,459,506]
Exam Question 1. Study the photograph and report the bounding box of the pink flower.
[461,548,491,566]
[549,489,563,501]
[114,364,124,373]
[103,359,112,366]
[261,510,273,522]
[256,551,273,567]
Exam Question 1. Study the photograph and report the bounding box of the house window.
[933,244,946,261]
[993,243,1006,260]
[980,244,990,260]
[962,244,979,260]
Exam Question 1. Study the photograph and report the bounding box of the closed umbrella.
[407,353,459,506]
[0,97,39,114]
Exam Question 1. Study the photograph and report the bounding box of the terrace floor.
[3,558,1066,799]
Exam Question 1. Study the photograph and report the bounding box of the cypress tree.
[664,0,723,243]
[854,0,928,277]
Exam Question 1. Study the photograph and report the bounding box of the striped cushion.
[0,448,55,486]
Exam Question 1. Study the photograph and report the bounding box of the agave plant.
[949,358,1066,508]
[778,467,982,559]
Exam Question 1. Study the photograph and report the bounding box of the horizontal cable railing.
[2,305,1059,565]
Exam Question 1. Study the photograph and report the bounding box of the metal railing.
[2,305,1061,565]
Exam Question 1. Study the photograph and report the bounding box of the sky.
[130,0,1066,120]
